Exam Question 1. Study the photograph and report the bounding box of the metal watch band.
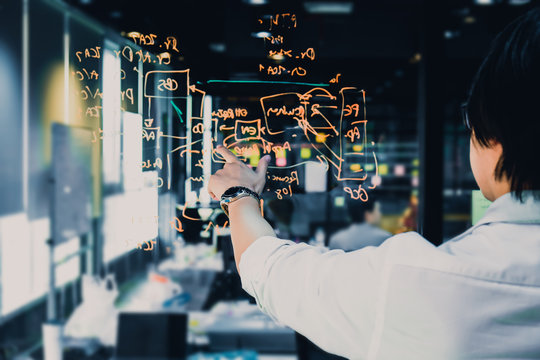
[220,186,260,217]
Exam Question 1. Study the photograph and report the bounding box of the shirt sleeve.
[238,236,389,358]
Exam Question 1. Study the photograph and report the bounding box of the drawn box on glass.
[338,119,368,181]
[260,92,304,136]
[341,119,367,147]
[302,89,340,136]
[234,119,262,142]
[260,89,338,138]
[337,153,368,181]
[144,70,189,99]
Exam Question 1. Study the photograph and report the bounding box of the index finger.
[215,145,240,164]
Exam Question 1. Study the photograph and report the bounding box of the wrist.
[228,196,260,215]
[220,186,261,217]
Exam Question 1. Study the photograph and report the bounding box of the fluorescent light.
[508,0,530,4]
[304,2,353,14]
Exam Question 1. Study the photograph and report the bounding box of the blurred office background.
[0,0,536,359]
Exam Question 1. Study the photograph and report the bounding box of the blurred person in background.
[208,8,540,359]
[328,196,390,251]
[397,192,418,233]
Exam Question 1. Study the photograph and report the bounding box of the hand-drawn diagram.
[72,15,381,250]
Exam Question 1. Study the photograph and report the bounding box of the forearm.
[228,196,276,272]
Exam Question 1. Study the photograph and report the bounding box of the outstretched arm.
[208,145,384,359]
[208,145,275,272]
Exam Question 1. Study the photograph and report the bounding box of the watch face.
[222,186,243,198]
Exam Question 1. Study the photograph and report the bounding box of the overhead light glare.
[251,31,272,38]
[127,31,141,39]
[197,208,213,221]
[110,11,122,19]
[508,0,530,4]
[474,0,494,5]
[463,16,476,24]
[243,0,268,4]
[209,43,226,53]
[268,53,285,61]
[304,2,353,14]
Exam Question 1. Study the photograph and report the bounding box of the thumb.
[255,155,271,178]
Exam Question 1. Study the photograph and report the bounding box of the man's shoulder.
[329,224,395,250]
[374,231,443,265]
[328,227,354,249]
[364,223,392,238]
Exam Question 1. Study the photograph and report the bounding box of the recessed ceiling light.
[243,0,268,5]
[268,53,285,62]
[209,43,226,53]
[463,16,476,24]
[474,0,499,5]
[127,31,141,39]
[251,31,272,38]
[110,10,122,18]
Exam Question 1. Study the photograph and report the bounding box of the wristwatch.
[220,186,261,217]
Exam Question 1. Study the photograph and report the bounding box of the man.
[328,197,391,251]
[208,8,540,359]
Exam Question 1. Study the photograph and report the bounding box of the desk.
[188,301,296,353]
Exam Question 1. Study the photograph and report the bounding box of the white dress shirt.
[329,223,391,251]
[239,192,540,359]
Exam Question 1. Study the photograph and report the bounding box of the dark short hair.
[347,195,376,223]
[466,7,540,201]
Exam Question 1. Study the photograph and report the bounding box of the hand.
[208,145,271,201]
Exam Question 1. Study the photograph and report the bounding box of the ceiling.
[63,0,536,100]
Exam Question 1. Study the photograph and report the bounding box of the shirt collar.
[475,190,540,226]
[443,191,540,245]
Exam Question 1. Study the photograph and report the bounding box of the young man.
[208,8,540,359]
[328,197,391,252]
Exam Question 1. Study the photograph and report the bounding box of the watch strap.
[220,186,260,217]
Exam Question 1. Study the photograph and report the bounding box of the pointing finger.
[215,145,240,164]
[255,155,271,178]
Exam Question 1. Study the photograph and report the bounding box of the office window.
[102,42,122,185]
[0,214,81,316]
[123,111,143,191]
[29,217,51,302]
[0,214,32,315]
[103,187,159,262]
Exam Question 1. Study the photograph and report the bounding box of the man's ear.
[487,140,504,162]
[487,138,502,149]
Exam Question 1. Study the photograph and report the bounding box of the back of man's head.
[467,7,540,200]
[347,196,376,224]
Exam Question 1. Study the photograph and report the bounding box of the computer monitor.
[471,190,492,225]
[295,332,346,360]
[115,312,188,360]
